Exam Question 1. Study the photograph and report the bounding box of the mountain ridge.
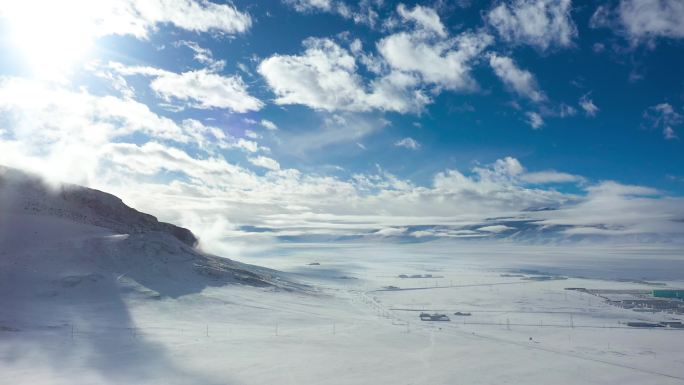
[0,165,197,247]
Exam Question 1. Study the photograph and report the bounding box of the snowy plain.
[1,168,684,385]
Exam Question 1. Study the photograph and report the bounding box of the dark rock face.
[57,185,198,247]
[0,166,198,247]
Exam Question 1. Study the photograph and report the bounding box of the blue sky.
[1,0,683,251]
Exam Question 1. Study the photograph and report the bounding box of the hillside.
[0,166,302,328]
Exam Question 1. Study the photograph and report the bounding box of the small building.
[659,321,684,328]
[626,322,664,328]
[420,313,450,322]
[653,290,684,299]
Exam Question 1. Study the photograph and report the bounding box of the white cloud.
[244,129,260,139]
[285,0,333,12]
[477,225,514,233]
[174,40,224,70]
[664,126,678,140]
[135,0,252,36]
[259,38,428,113]
[108,63,262,112]
[397,4,447,37]
[260,119,278,131]
[0,77,185,143]
[2,87,683,250]
[642,103,682,140]
[520,171,584,184]
[591,0,684,43]
[558,103,576,117]
[0,77,249,181]
[235,138,259,153]
[492,156,524,177]
[394,137,421,150]
[283,0,381,27]
[526,111,544,129]
[261,7,491,114]
[282,114,389,154]
[579,93,599,117]
[150,69,262,112]
[0,0,252,40]
[378,31,493,92]
[0,76,266,183]
[486,0,577,50]
[374,227,408,237]
[532,180,684,238]
[489,54,545,102]
[248,156,281,171]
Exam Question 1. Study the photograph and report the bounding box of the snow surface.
[1,168,684,384]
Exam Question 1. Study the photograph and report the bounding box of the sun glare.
[4,1,96,79]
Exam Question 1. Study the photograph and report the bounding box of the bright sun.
[4,1,96,79]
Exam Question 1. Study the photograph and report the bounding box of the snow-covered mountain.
[0,166,198,247]
[0,166,302,328]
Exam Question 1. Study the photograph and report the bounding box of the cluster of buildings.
[566,288,684,315]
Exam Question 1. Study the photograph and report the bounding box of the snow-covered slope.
[0,166,302,327]
[0,166,197,246]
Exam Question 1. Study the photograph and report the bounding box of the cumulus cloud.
[248,156,281,171]
[591,0,684,44]
[261,5,492,114]
[259,37,428,113]
[489,54,546,102]
[0,76,259,182]
[283,0,381,27]
[108,63,262,112]
[397,3,447,37]
[0,0,252,40]
[486,0,577,50]
[394,137,421,150]
[149,70,262,112]
[260,119,278,131]
[642,103,682,140]
[378,30,493,92]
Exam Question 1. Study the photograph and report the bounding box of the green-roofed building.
[652,290,684,299]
